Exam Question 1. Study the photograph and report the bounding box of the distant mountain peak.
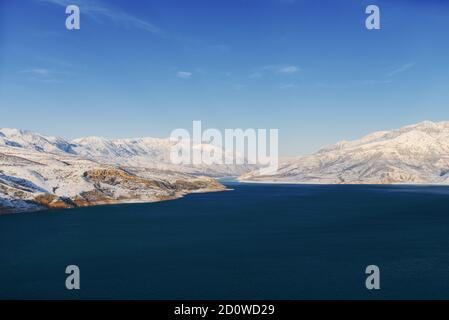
[240,120,449,185]
[0,128,75,155]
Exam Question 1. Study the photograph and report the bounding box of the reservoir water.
[1,182,449,299]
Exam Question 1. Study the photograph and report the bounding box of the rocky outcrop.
[0,145,225,214]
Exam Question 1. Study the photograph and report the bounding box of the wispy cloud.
[36,56,78,70]
[362,79,393,85]
[250,64,300,78]
[20,68,50,76]
[316,62,415,89]
[36,0,162,35]
[316,78,393,89]
[277,65,300,74]
[387,63,416,77]
[176,71,192,79]
[279,83,296,89]
[20,68,63,83]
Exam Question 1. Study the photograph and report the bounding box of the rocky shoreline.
[0,178,225,215]
[0,145,226,215]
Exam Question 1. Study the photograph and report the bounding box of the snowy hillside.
[0,128,76,154]
[240,121,449,184]
[0,143,224,214]
[71,136,253,176]
[0,128,252,177]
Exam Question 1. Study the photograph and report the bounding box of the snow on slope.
[71,136,253,176]
[0,128,252,177]
[0,144,224,214]
[240,121,449,184]
[0,128,76,154]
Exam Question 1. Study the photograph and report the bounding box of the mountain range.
[2,120,449,213]
[240,121,449,184]
[0,128,229,214]
[0,128,251,176]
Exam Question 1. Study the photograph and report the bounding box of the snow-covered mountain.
[240,121,449,184]
[0,128,76,154]
[71,136,253,176]
[0,128,233,214]
[0,143,224,214]
[0,128,252,177]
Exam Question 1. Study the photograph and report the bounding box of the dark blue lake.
[1,182,449,299]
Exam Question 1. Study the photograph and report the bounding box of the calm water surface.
[1,182,449,299]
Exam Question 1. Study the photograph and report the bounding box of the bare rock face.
[33,194,74,209]
[240,121,449,185]
[172,177,225,191]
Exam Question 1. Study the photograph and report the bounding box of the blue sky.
[1,0,449,156]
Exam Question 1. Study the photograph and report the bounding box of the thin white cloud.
[176,71,192,79]
[277,65,300,74]
[250,64,300,78]
[20,68,63,83]
[279,83,295,89]
[36,0,162,35]
[362,79,393,85]
[20,68,50,76]
[387,63,416,77]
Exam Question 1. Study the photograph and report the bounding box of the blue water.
[1,182,449,299]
